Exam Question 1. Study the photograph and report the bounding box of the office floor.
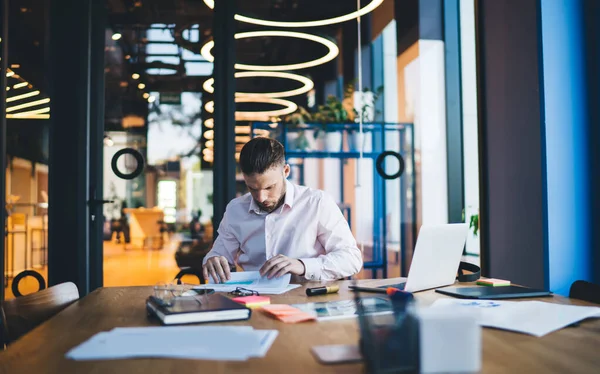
[5,238,478,299]
[5,239,182,299]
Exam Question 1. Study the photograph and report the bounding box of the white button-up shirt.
[203,180,363,281]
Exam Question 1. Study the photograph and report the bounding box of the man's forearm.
[300,246,363,281]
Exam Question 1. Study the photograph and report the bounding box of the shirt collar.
[283,179,295,209]
[247,179,295,214]
[248,196,261,214]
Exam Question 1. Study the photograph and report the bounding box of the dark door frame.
[0,0,9,301]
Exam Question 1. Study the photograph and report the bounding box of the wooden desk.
[1,279,600,373]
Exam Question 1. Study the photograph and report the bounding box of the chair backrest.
[0,282,79,347]
[569,280,600,304]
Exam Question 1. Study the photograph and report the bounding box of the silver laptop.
[350,223,469,293]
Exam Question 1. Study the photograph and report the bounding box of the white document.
[66,326,278,361]
[194,271,301,294]
[430,299,600,337]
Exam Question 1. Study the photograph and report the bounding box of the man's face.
[244,164,290,213]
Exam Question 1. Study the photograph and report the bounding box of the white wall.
[382,20,402,247]
[405,40,449,226]
[354,159,375,245]
[301,159,320,189]
[460,0,480,255]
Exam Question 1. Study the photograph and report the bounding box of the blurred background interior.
[1,0,501,298]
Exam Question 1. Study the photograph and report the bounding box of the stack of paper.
[66,326,278,361]
[430,299,600,337]
[194,271,301,295]
[261,304,316,323]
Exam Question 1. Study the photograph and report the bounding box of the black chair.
[569,280,600,304]
[174,267,205,285]
[174,265,237,285]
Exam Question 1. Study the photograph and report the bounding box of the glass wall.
[99,1,420,286]
[101,16,214,287]
[0,1,480,297]
[2,2,51,298]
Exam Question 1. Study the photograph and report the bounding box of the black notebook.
[146,294,251,325]
[435,285,552,300]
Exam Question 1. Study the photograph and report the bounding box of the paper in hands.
[194,271,301,295]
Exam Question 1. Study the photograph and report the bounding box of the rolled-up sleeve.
[300,192,363,280]
[202,206,239,266]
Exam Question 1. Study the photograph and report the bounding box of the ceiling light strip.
[10,107,50,116]
[6,98,51,113]
[6,90,40,103]
[203,71,314,98]
[7,114,50,119]
[202,0,384,28]
[13,82,29,89]
[200,31,339,71]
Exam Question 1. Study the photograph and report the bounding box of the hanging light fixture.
[204,97,298,121]
[202,0,384,28]
[200,30,339,71]
[203,71,314,98]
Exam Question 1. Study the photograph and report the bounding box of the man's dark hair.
[239,137,285,175]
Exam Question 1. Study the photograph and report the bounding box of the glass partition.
[2,1,52,298]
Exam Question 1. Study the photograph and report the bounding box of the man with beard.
[202,137,363,283]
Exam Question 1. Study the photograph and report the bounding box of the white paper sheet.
[66,326,278,361]
[430,299,600,337]
[193,271,301,294]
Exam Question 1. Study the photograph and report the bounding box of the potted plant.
[283,107,317,151]
[313,95,350,152]
[462,207,480,256]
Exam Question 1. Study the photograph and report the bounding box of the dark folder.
[435,285,552,300]
[146,294,251,325]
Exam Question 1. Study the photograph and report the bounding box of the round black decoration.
[376,151,405,180]
[12,270,47,297]
[111,148,145,180]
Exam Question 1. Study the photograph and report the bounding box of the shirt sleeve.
[299,192,363,281]
[202,205,239,266]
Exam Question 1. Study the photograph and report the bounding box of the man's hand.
[202,256,231,284]
[259,254,306,279]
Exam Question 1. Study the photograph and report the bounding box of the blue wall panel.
[540,0,591,295]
